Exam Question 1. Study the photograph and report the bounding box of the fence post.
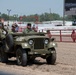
[60,30,62,42]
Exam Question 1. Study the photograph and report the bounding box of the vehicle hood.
[23,35,48,40]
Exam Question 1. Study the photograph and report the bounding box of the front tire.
[46,48,56,65]
[16,48,27,66]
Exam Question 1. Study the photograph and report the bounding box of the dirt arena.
[0,42,76,75]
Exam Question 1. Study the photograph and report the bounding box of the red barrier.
[71,30,76,42]
[18,27,76,42]
[46,29,76,42]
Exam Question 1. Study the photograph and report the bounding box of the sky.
[0,0,63,16]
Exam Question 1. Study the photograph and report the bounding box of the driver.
[23,23,34,33]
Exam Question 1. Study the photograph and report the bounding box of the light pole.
[0,12,1,20]
[63,0,65,26]
[7,9,11,25]
[14,14,18,22]
[49,8,51,23]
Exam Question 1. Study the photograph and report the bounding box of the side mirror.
[51,38,55,41]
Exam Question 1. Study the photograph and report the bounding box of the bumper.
[28,49,55,55]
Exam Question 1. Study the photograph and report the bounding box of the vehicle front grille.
[34,38,44,49]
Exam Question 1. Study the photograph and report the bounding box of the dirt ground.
[0,42,76,75]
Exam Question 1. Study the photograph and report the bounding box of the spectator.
[71,30,76,42]
[45,30,52,38]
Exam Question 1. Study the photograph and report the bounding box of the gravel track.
[0,42,76,75]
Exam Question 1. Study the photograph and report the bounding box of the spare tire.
[5,34,14,52]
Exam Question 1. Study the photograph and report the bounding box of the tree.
[0,12,64,22]
[1,13,8,21]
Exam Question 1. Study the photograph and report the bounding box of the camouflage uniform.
[23,28,34,34]
[0,23,7,40]
[0,29,6,40]
[23,23,35,34]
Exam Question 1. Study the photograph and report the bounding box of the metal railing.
[48,29,76,42]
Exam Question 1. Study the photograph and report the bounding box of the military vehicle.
[0,31,57,66]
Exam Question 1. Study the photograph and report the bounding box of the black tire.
[1,48,8,63]
[28,57,35,63]
[46,48,56,65]
[0,47,2,62]
[5,34,14,51]
[16,48,27,66]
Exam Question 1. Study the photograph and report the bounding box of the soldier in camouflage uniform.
[23,23,34,34]
[0,22,8,50]
[0,22,8,40]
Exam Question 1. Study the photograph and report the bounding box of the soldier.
[0,22,8,54]
[0,22,8,50]
[23,23,34,33]
[0,22,8,40]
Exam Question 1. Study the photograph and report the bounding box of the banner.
[65,0,76,15]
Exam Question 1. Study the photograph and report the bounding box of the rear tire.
[1,47,8,63]
[0,42,8,62]
[28,57,35,63]
[0,47,2,62]
[16,48,27,66]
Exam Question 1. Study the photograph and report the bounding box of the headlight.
[50,42,57,47]
[28,39,34,45]
[44,39,49,44]
[24,43,28,46]
[52,43,56,46]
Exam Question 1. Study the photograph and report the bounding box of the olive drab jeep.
[0,32,57,66]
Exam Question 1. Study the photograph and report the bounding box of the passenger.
[4,25,7,29]
[7,24,11,30]
[11,23,18,32]
[15,24,19,32]
[23,23,34,33]
[32,25,37,32]
[11,24,15,32]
